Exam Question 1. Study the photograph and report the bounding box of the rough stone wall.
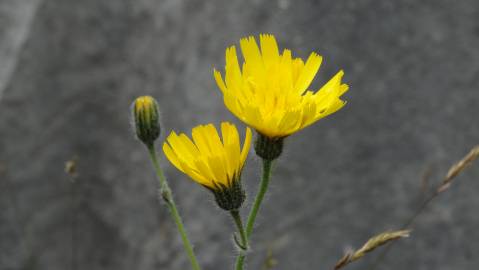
[1,0,478,269]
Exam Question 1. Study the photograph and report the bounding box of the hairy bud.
[132,96,161,146]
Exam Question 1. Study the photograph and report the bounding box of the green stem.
[230,209,248,252]
[147,145,201,270]
[235,158,274,270]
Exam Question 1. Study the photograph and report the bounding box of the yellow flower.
[214,34,349,138]
[163,122,252,210]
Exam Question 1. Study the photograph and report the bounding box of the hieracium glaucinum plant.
[131,34,479,270]
[129,34,446,270]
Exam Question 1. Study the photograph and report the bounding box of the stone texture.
[0,0,41,99]
[1,0,479,269]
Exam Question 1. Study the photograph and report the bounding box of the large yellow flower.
[163,121,251,192]
[214,34,349,138]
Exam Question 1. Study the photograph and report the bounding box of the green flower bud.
[132,96,160,146]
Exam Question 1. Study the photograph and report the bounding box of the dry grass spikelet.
[438,145,479,193]
[334,230,411,270]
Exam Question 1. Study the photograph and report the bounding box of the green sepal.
[254,133,283,161]
[205,174,246,211]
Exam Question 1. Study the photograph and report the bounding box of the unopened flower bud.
[132,96,161,146]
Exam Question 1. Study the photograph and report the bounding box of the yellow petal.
[178,134,200,157]
[277,110,301,135]
[243,105,262,128]
[279,49,293,91]
[213,69,227,93]
[203,124,225,155]
[207,155,226,184]
[225,46,242,91]
[292,58,304,84]
[240,36,263,66]
[193,158,216,184]
[240,127,252,165]
[192,125,212,155]
[162,142,184,173]
[240,36,266,86]
[166,132,189,159]
[181,159,210,187]
[260,34,280,68]
[314,70,345,109]
[221,122,240,171]
[294,52,322,95]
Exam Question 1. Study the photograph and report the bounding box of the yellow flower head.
[132,95,160,146]
[163,122,252,209]
[214,34,349,138]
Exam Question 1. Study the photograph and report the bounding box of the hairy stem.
[147,146,201,270]
[235,159,273,270]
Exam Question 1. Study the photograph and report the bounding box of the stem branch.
[230,209,248,253]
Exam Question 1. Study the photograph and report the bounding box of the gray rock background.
[1,0,478,269]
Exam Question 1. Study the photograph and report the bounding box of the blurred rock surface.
[1,0,478,269]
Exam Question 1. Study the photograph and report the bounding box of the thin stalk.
[230,209,248,252]
[147,145,201,270]
[235,158,274,270]
[369,190,439,270]
[70,177,78,270]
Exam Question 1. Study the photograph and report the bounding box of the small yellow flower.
[163,122,252,210]
[214,34,349,138]
[132,96,161,146]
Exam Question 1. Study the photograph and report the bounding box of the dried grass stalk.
[369,145,479,270]
[334,230,411,270]
[438,145,479,193]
